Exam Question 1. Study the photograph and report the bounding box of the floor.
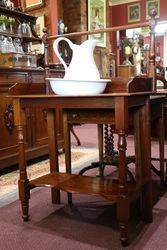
[0,124,167,249]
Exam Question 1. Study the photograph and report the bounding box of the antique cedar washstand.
[9,10,165,247]
[42,9,165,184]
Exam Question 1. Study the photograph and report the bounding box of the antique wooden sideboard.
[0,6,47,169]
[0,67,47,169]
[0,66,66,170]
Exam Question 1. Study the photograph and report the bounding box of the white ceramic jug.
[53,37,100,80]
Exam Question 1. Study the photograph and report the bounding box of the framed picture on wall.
[88,0,106,47]
[31,15,45,54]
[22,0,44,11]
[146,0,160,19]
[34,15,45,37]
[128,3,141,23]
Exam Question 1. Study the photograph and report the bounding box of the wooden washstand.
[9,8,166,247]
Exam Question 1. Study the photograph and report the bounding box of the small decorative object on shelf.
[132,39,141,75]
[123,45,132,66]
[120,37,134,66]
[120,36,143,68]
[57,19,67,35]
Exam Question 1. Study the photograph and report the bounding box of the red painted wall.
[144,35,164,65]
[110,0,167,66]
[111,0,167,27]
[12,0,20,7]
[50,0,58,62]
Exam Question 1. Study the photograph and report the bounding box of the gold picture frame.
[22,0,44,11]
[128,3,141,23]
[88,0,106,47]
[146,0,160,19]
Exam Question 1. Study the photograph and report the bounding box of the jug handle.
[53,37,74,71]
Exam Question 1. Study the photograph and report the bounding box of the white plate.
[46,78,111,95]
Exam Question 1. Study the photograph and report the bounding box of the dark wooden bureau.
[0,67,64,170]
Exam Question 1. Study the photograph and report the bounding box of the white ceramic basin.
[46,78,110,95]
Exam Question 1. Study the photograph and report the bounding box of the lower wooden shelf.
[29,172,139,202]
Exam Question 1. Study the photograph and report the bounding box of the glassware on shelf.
[27,43,32,53]
[7,17,15,34]
[21,22,27,36]
[20,22,31,37]
[0,36,16,53]
[7,37,16,53]
[14,38,23,53]
[17,23,22,36]
[0,16,3,32]
[26,22,31,37]
[0,15,7,32]
[0,36,8,53]
[0,35,4,53]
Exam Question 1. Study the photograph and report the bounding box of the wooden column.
[42,28,50,94]
[50,0,58,62]
[148,9,157,91]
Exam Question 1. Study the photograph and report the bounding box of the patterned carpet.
[0,125,166,249]
[0,147,98,204]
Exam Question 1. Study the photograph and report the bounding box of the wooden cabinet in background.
[0,67,48,169]
[0,65,67,170]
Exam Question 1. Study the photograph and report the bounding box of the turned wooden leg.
[117,197,130,246]
[115,97,129,245]
[19,179,30,222]
[63,111,72,204]
[117,130,129,246]
[17,125,30,221]
[97,124,104,177]
[47,109,60,204]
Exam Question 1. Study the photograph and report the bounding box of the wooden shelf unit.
[0,32,41,43]
[0,5,41,55]
[0,6,37,21]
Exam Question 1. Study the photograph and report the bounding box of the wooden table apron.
[12,93,152,245]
